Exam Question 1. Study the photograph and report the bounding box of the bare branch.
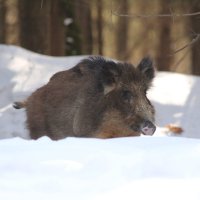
[172,48,190,71]
[111,4,200,58]
[171,34,200,55]
[112,10,200,18]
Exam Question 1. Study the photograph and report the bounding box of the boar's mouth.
[131,120,156,136]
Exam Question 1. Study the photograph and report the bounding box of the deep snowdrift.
[1,45,200,200]
[1,136,200,200]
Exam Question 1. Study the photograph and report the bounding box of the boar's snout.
[140,120,156,135]
[130,120,156,136]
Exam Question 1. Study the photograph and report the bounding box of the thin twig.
[171,34,200,55]
[172,48,190,71]
[112,10,200,18]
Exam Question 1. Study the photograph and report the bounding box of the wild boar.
[13,56,156,140]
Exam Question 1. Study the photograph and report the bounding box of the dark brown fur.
[14,56,156,140]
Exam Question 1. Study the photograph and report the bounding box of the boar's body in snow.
[13,56,156,140]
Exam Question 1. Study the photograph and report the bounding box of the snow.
[149,72,200,138]
[1,44,200,199]
[1,136,200,200]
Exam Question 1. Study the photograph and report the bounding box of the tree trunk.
[97,0,103,55]
[156,0,172,71]
[0,0,6,43]
[190,1,200,75]
[3,0,20,45]
[18,0,65,56]
[18,0,51,54]
[74,0,93,54]
[50,0,65,56]
[116,0,128,60]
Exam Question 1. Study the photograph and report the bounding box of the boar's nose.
[141,120,156,135]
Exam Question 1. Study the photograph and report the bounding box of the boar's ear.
[101,65,122,95]
[103,84,116,95]
[137,57,155,82]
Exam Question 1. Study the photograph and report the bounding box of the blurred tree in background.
[115,0,129,60]
[0,0,200,75]
[189,0,200,75]
[156,0,172,71]
[0,0,6,43]
[18,0,66,56]
[0,0,19,45]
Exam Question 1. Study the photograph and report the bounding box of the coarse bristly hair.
[13,55,156,140]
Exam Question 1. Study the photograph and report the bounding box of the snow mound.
[0,136,200,200]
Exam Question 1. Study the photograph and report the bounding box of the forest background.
[0,0,200,75]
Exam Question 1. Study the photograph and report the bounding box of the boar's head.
[95,57,156,138]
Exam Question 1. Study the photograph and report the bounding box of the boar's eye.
[121,90,133,103]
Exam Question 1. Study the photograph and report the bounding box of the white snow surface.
[1,45,200,199]
[1,136,200,200]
